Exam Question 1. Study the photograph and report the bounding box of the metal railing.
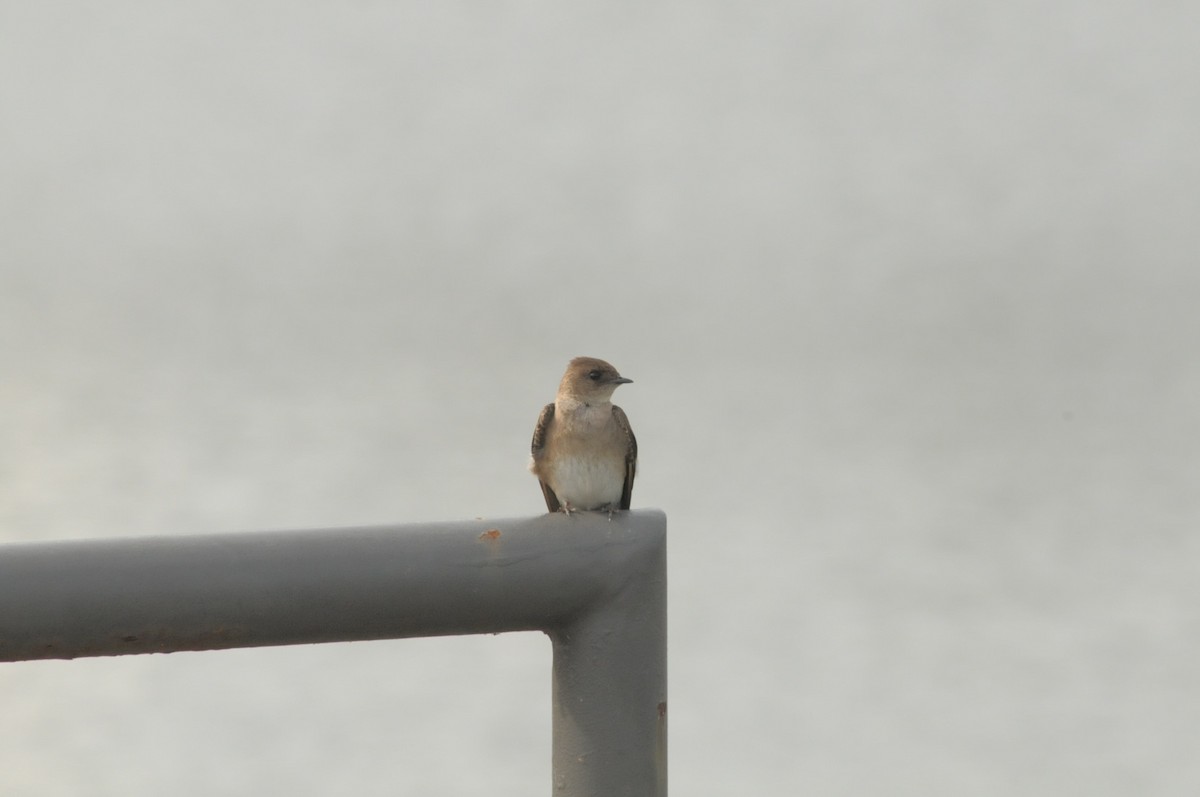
[0,510,667,796]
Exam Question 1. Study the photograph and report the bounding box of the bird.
[529,357,637,515]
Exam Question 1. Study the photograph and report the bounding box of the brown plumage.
[529,357,637,513]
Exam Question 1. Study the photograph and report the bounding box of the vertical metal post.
[551,523,667,796]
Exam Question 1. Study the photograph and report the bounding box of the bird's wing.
[612,404,637,510]
[531,403,561,512]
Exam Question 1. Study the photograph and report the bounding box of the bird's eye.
[588,370,602,381]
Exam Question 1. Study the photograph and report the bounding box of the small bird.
[529,357,637,514]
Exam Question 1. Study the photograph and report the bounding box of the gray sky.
[2,2,1198,795]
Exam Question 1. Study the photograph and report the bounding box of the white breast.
[547,454,625,510]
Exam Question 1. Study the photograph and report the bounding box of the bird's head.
[557,357,632,404]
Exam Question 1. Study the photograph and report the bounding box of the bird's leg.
[560,501,575,516]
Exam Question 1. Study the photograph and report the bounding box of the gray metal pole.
[552,536,667,796]
[0,510,666,796]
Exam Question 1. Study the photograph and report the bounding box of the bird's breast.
[545,452,626,510]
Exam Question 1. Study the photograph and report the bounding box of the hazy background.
[2,1,1198,794]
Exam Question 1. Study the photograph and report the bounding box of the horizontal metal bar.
[0,509,667,796]
[0,510,665,661]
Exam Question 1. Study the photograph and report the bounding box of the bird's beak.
[610,376,633,385]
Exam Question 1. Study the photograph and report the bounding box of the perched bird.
[529,357,637,514]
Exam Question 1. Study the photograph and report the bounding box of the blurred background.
[2,1,1198,794]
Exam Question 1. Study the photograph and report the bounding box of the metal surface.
[0,510,667,796]
[551,553,668,797]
